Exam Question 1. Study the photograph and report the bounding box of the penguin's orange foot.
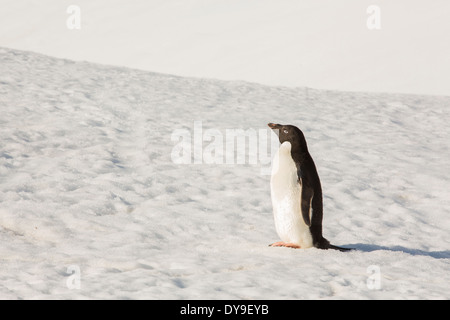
[269,241,301,249]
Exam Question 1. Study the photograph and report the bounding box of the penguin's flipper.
[300,183,313,227]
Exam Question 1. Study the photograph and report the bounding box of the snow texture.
[1,0,449,96]
[1,47,449,299]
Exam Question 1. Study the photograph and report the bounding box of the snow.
[1,47,449,299]
[1,0,450,96]
[1,0,449,300]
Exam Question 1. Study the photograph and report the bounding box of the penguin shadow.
[348,243,450,260]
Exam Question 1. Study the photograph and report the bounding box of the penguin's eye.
[283,129,289,134]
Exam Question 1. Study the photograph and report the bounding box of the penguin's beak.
[268,123,281,130]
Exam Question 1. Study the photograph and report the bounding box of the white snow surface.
[1,47,449,299]
[1,0,450,96]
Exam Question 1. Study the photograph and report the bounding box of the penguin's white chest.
[270,142,313,248]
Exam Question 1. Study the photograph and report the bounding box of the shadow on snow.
[347,243,450,259]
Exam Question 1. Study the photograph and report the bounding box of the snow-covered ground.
[0,47,449,299]
[1,0,450,96]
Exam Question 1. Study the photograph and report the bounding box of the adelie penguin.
[268,123,351,252]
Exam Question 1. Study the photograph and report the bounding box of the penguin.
[268,123,350,252]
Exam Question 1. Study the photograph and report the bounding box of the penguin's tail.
[315,237,353,252]
[328,244,353,252]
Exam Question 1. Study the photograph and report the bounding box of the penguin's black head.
[268,123,308,152]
